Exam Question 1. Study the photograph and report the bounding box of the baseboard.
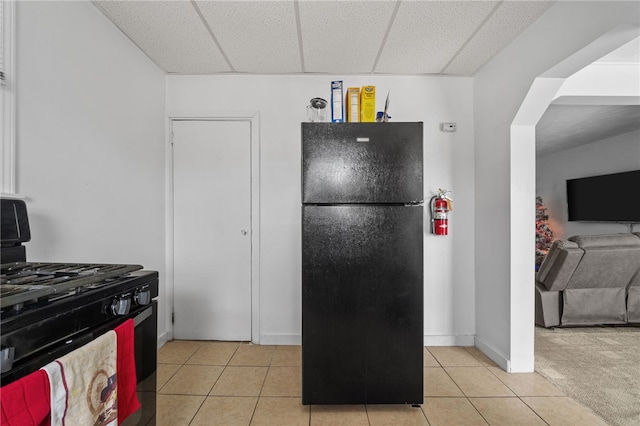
[259,333,302,345]
[474,336,509,371]
[258,333,478,347]
[157,332,170,349]
[424,335,475,346]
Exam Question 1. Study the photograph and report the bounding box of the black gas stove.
[0,198,158,425]
[0,262,158,379]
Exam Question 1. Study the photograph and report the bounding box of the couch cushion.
[562,287,627,325]
[569,233,640,248]
[536,240,583,291]
[565,246,640,289]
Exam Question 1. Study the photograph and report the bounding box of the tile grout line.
[364,403,371,426]
[518,397,552,426]
[183,342,208,426]
[156,363,181,394]
[163,342,243,425]
[435,357,492,425]
[186,395,207,426]
[249,346,275,425]
[482,357,558,425]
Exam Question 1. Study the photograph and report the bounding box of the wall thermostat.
[440,123,457,132]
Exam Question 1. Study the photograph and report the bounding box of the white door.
[172,120,252,341]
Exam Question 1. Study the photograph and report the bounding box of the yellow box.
[360,86,376,122]
[346,87,360,122]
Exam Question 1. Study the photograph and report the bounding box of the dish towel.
[42,330,118,426]
[0,369,51,426]
[115,319,140,424]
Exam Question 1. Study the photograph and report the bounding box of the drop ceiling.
[92,1,639,155]
[92,0,554,76]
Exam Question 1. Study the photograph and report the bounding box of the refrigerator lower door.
[302,205,423,404]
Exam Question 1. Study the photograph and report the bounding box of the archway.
[509,24,640,371]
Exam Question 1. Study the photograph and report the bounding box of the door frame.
[166,112,261,344]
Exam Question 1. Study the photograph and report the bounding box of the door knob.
[241,229,248,236]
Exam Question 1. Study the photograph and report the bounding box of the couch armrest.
[536,240,583,291]
[535,282,561,328]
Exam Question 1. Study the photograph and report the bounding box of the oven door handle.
[133,306,153,327]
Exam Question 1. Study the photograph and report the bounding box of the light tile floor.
[155,341,607,426]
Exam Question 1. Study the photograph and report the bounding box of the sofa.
[535,232,640,328]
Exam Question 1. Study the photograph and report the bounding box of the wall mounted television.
[566,170,640,222]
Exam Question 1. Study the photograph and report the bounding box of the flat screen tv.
[566,170,640,222]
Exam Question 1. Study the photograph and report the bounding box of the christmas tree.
[535,196,554,267]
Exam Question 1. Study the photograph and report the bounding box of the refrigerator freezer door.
[302,123,423,204]
[302,205,423,404]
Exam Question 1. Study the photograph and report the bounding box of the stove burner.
[1,262,143,311]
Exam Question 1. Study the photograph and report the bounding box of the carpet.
[535,326,640,426]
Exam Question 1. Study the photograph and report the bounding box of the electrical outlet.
[440,123,457,132]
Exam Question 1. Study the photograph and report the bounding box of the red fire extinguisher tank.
[430,189,452,236]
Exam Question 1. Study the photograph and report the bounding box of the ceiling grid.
[94,0,555,76]
[191,0,236,72]
[91,0,639,150]
[294,1,306,73]
[370,1,402,74]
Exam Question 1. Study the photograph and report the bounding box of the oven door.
[124,301,157,426]
[1,302,157,425]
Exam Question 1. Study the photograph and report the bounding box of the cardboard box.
[360,86,376,122]
[346,87,360,122]
[331,81,344,123]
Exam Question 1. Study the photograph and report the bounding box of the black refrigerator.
[301,122,424,405]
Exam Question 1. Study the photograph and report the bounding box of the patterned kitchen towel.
[115,319,140,424]
[42,330,118,426]
[0,369,51,426]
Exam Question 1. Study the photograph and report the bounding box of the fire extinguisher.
[430,189,453,235]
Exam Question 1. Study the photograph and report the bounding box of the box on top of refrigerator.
[360,86,375,122]
[331,81,344,123]
[346,87,360,122]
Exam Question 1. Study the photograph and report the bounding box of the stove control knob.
[1,347,15,373]
[134,289,151,306]
[110,297,131,316]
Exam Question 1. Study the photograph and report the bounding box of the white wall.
[15,2,167,336]
[20,0,638,360]
[474,1,640,371]
[537,130,640,239]
[167,75,476,345]
[14,1,475,348]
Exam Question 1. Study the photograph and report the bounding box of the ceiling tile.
[443,1,553,75]
[298,0,397,74]
[94,0,231,74]
[195,0,302,73]
[375,1,498,74]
